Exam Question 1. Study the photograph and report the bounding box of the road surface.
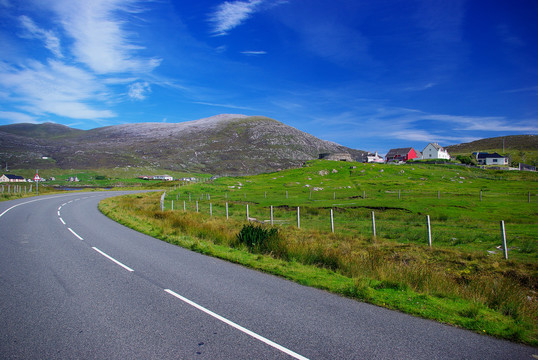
[0,191,535,359]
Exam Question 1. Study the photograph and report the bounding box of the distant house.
[365,152,385,163]
[422,143,450,160]
[319,152,353,162]
[68,176,80,182]
[153,175,174,181]
[475,152,509,166]
[385,148,420,163]
[0,174,25,182]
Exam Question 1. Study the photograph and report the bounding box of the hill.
[0,115,366,174]
[446,135,538,165]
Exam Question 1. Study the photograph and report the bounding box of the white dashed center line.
[67,227,84,241]
[92,247,134,272]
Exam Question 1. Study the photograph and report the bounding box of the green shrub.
[237,224,280,254]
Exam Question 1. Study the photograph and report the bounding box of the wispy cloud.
[53,0,161,74]
[19,15,63,58]
[0,110,38,124]
[193,101,256,111]
[209,0,264,36]
[0,59,115,119]
[240,50,267,55]
[0,0,163,123]
[128,81,151,100]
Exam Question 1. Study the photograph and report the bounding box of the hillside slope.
[446,135,538,153]
[446,135,538,165]
[0,115,366,174]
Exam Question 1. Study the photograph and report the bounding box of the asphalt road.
[0,191,536,359]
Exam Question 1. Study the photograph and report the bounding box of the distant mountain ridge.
[0,115,366,174]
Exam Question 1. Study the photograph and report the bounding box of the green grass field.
[166,161,537,260]
[98,160,537,345]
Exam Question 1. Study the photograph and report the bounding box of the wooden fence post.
[270,205,274,226]
[297,207,300,229]
[246,204,249,220]
[427,215,432,247]
[183,201,186,211]
[226,202,229,220]
[196,201,199,213]
[500,220,508,260]
[371,211,376,238]
[210,203,212,217]
[160,192,166,211]
[330,209,334,233]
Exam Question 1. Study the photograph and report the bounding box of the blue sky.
[0,0,536,154]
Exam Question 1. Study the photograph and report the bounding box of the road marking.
[0,195,74,219]
[59,217,66,225]
[67,227,84,240]
[164,289,309,360]
[92,247,134,272]
[57,210,61,216]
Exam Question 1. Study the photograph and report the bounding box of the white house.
[475,152,509,166]
[153,175,174,181]
[422,143,450,160]
[366,152,385,163]
[0,174,26,182]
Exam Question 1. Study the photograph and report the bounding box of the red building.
[385,147,420,162]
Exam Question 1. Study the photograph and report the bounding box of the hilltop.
[0,115,365,175]
[446,135,538,165]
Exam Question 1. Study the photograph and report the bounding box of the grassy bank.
[99,161,537,346]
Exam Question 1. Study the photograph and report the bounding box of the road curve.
[0,191,535,359]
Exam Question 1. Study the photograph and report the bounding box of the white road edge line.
[92,247,134,272]
[67,227,84,241]
[59,217,66,225]
[0,195,74,219]
[164,289,309,360]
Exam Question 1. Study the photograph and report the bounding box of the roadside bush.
[237,224,281,254]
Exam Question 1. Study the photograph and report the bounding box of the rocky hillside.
[0,115,366,174]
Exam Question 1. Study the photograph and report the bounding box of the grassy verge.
[99,191,537,346]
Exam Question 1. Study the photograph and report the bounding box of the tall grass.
[100,191,537,345]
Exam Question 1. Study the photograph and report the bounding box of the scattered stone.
[319,170,329,176]
[332,169,338,173]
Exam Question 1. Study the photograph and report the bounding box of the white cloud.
[0,111,37,123]
[209,0,263,36]
[0,59,115,119]
[53,0,161,74]
[128,81,151,100]
[240,50,267,55]
[19,15,63,58]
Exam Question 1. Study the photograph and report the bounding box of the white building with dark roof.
[422,143,450,160]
